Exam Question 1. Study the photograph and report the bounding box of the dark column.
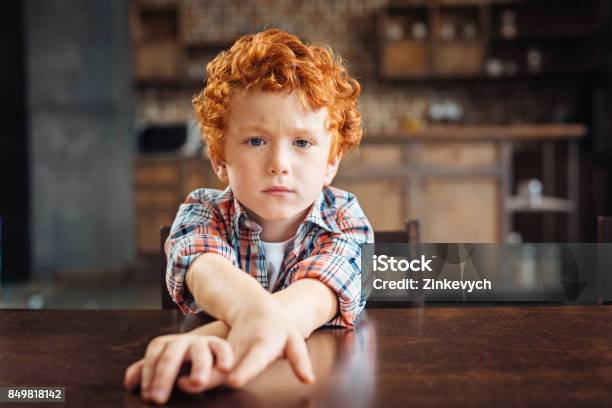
[25,0,135,278]
[0,1,29,283]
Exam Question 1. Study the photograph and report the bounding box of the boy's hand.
[123,334,234,405]
[226,306,315,388]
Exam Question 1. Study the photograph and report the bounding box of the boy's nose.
[267,146,290,176]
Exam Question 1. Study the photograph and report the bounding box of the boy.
[124,28,373,405]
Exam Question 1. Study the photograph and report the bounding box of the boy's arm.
[185,252,278,326]
[271,278,338,337]
[186,254,338,337]
[142,223,360,396]
[188,319,230,337]
[184,194,373,334]
[188,275,337,340]
[129,281,335,404]
[185,253,321,387]
[288,195,374,328]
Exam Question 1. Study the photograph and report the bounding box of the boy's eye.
[246,137,265,147]
[294,139,311,148]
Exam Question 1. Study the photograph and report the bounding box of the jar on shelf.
[500,9,517,39]
[385,21,404,41]
[527,46,542,74]
[411,21,427,40]
[440,22,456,41]
[462,22,478,40]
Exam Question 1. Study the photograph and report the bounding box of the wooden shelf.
[490,26,604,43]
[185,40,234,51]
[379,0,606,81]
[369,124,587,142]
[380,71,602,83]
[136,0,178,12]
[506,196,575,213]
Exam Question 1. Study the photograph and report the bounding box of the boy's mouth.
[262,186,295,195]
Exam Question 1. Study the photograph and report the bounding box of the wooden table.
[1,306,611,407]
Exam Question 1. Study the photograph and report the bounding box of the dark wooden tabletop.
[0,306,611,407]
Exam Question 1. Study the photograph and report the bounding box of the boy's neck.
[247,206,311,242]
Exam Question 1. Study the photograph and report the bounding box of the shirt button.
[251,243,259,254]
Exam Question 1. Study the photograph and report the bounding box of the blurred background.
[0,0,611,308]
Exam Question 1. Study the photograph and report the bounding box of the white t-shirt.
[261,236,295,292]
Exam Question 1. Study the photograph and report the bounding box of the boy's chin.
[257,209,305,222]
[251,205,311,224]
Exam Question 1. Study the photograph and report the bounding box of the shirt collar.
[227,187,259,234]
[301,187,342,235]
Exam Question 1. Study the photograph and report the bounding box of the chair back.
[598,216,612,243]
[375,220,420,244]
[367,220,421,308]
[160,226,175,310]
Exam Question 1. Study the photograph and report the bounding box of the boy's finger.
[285,334,315,384]
[188,341,212,385]
[123,359,144,391]
[177,369,227,394]
[176,375,203,394]
[141,340,167,393]
[148,339,191,404]
[226,342,276,388]
[209,338,235,372]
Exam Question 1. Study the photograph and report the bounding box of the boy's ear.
[209,152,229,184]
[323,152,343,187]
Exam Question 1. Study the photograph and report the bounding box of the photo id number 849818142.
[0,387,65,403]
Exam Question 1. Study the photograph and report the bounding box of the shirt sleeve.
[164,189,238,315]
[290,197,373,328]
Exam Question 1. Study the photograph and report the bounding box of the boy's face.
[211,89,341,227]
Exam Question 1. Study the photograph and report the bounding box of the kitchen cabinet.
[134,154,221,263]
[334,124,586,242]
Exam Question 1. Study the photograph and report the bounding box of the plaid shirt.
[165,186,373,327]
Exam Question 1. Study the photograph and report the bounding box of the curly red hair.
[192,28,363,161]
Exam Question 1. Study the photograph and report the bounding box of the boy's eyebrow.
[237,123,320,137]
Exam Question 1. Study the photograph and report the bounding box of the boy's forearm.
[189,319,230,337]
[189,279,336,339]
[186,253,338,338]
[186,253,277,325]
[272,278,338,337]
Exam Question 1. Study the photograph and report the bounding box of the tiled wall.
[136,0,584,131]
